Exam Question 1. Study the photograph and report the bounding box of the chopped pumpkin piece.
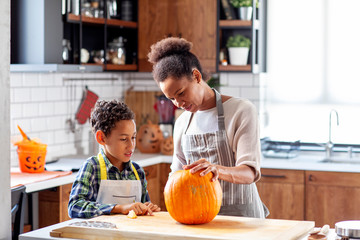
[127,210,137,219]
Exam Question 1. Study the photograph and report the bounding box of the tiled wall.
[10,71,263,167]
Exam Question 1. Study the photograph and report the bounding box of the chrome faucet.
[325,109,339,158]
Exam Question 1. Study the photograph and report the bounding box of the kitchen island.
[20,211,317,240]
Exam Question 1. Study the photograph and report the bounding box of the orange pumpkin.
[160,136,174,156]
[136,120,164,153]
[164,169,222,225]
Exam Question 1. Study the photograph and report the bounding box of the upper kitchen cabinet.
[11,0,138,72]
[63,0,138,71]
[217,0,266,73]
[138,0,217,73]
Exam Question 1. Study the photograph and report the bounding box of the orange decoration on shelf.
[164,169,222,225]
[136,120,164,153]
[160,136,174,156]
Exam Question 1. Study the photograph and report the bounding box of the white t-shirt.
[172,97,262,181]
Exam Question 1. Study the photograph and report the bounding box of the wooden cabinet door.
[39,183,72,228]
[143,165,160,206]
[176,0,217,73]
[256,169,305,220]
[306,171,360,227]
[159,163,171,211]
[138,0,217,73]
[138,0,177,72]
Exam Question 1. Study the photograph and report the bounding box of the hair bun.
[148,37,192,64]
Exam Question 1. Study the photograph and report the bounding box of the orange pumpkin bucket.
[16,141,47,173]
[14,125,47,173]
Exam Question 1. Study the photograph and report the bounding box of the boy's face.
[103,119,137,165]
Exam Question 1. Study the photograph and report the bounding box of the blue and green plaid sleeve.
[68,157,115,219]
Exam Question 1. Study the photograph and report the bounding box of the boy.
[68,99,160,218]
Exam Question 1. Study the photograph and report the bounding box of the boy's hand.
[112,202,153,216]
[144,202,161,212]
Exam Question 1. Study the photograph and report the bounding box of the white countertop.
[23,151,360,193]
[261,152,360,173]
[24,152,172,193]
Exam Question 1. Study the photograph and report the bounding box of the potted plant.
[230,0,254,20]
[226,34,251,65]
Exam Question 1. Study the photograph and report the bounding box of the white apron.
[181,89,269,218]
[96,152,142,205]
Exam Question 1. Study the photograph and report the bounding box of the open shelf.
[219,20,252,28]
[67,14,137,28]
[107,19,137,28]
[218,64,251,72]
[82,63,138,71]
[105,64,137,71]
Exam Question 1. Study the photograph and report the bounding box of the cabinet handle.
[178,33,182,38]
[167,33,172,38]
[308,174,314,181]
[261,174,286,178]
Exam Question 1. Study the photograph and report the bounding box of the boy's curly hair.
[147,37,208,83]
[90,99,135,137]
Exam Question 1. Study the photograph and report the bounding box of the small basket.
[17,142,47,173]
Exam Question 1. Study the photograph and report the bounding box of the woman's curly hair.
[147,37,208,82]
[90,99,134,136]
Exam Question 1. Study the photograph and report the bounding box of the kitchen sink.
[319,157,360,164]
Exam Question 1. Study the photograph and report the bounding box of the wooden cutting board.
[50,212,314,240]
[124,90,163,128]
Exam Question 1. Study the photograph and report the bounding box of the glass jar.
[107,37,126,65]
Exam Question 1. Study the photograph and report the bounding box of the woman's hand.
[144,202,161,212]
[112,202,154,216]
[182,158,219,182]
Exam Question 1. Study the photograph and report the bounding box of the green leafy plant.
[230,0,258,8]
[226,34,251,48]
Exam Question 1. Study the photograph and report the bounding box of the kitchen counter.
[261,152,360,173]
[20,212,318,240]
[23,152,172,193]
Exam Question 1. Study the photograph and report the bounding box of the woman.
[148,37,269,218]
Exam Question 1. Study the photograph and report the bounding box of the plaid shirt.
[68,149,150,218]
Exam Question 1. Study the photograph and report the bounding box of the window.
[263,0,360,144]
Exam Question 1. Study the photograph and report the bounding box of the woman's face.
[159,73,204,113]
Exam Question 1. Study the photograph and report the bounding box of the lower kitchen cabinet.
[38,183,72,228]
[143,163,171,211]
[256,169,305,221]
[306,171,360,227]
[258,168,360,227]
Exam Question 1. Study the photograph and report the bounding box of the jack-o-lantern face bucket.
[16,142,47,173]
[160,136,174,155]
[136,121,164,153]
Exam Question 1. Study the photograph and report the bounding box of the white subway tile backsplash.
[219,86,241,97]
[53,101,68,115]
[11,103,22,119]
[30,118,48,132]
[228,73,253,87]
[11,71,265,166]
[23,73,40,87]
[46,87,63,101]
[22,103,39,118]
[30,88,47,102]
[14,88,31,103]
[10,73,23,87]
[240,87,260,100]
[39,73,55,86]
